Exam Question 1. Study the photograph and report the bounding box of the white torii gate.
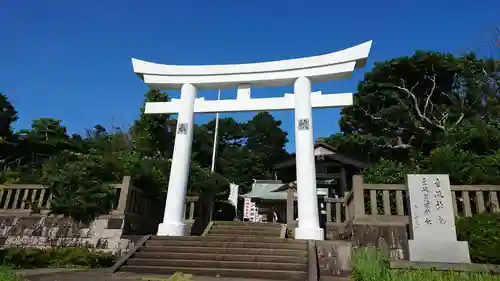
[131,40,373,241]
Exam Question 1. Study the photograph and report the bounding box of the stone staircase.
[117,221,309,280]
[207,221,283,237]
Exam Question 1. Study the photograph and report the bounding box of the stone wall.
[342,217,408,260]
[316,217,408,278]
[0,176,169,256]
[0,214,136,256]
[325,223,345,240]
[316,240,352,277]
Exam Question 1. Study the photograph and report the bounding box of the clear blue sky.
[1,0,498,151]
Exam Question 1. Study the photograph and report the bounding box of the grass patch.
[351,247,500,281]
[0,266,22,281]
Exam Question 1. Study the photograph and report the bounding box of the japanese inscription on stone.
[407,174,471,263]
[298,118,310,131]
[407,174,455,241]
[177,123,188,135]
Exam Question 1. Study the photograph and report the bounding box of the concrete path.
[16,268,88,276]
[21,270,282,281]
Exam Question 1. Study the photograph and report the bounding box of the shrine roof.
[240,180,287,200]
[273,142,369,169]
[270,181,297,192]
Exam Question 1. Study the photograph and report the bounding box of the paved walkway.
[16,268,88,277]
[21,270,280,281]
[24,271,121,281]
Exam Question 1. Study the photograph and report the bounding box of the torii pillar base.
[295,227,324,241]
[157,221,187,236]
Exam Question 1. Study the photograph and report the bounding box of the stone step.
[213,221,282,228]
[316,240,353,247]
[133,251,309,264]
[208,229,281,236]
[150,235,304,243]
[210,226,282,232]
[211,223,282,230]
[145,240,307,250]
[118,265,307,281]
[139,246,308,257]
[206,233,286,239]
[320,271,352,279]
[126,259,308,271]
[320,277,352,281]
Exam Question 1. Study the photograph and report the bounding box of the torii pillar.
[131,40,373,239]
[160,83,197,236]
[293,76,322,239]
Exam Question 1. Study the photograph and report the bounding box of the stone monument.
[407,174,471,263]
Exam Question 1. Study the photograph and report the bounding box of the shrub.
[456,212,500,264]
[0,247,115,269]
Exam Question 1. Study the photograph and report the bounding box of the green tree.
[189,162,229,199]
[6,118,73,183]
[123,151,169,198]
[325,52,496,162]
[363,158,419,184]
[26,118,68,142]
[0,93,19,183]
[41,151,117,223]
[19,118,73,157]
[192,112,290,193]
[0,93,17,141]
[323,51,499,184]
[130,89,176,158]
[245,112,289,172]
[126,90,232,199]
[192,117,246,168]
[421,146,500,185]
[218,146,268,193]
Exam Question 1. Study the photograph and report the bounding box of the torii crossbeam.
[131,40,372,240]
[145,91,353,114]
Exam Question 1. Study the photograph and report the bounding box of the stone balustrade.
[0,177,199,223]
[325,175,500,225]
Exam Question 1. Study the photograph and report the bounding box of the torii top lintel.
[131,41,372,90]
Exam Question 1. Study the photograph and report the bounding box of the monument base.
[409,240,471,263]
[157,221,187,236]
[295,226,324,241]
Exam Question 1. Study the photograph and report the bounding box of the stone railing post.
[183,197,199,222]
[189,201,195,220]
[352,175,365,219]
[286,189,295,224]
[115,176,132,215]
[325,200,332,223]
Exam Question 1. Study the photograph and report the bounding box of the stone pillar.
[157,83,197,236]
[340,167,347,197]
[293,77,324,240]
[286,189,294,224]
